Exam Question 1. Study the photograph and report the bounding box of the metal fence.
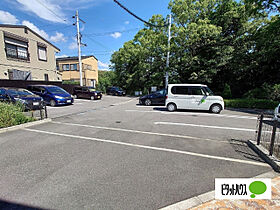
[256,114,280,159]
[24,104,48,120]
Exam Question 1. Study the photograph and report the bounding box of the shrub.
[271,84,280,101]
[0,102,34,128]
[224,99,278,110]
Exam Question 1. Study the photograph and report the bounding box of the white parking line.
[154,122,256,132]
[126,110,258,120]
[111,99,135,106]
[51,121,228,143]
[23,128,269,167]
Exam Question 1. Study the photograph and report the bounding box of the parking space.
[0,97,273,209]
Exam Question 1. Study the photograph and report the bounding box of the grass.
[0,102,35,128]
[224,98,278,110]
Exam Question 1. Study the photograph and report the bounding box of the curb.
[159,171,278,210]
[0,118,52,134]
[247,140,280,172]
[226,107,274,115]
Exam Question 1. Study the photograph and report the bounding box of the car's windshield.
[7,89,34,97]
[114,87,121,91]
[89,88,96,92]
[155,89,166,95]
[47,86,68,94]
[204,87,214,96]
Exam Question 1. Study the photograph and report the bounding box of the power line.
[83,35,111,50]
[34,0,67,23]
[44,25,73,32]
[113,0,168,28]
[84,27,141,37]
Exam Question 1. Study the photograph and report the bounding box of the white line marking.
[155,122,256,132]
[23,128,269,167]
[51,121,228,143]
[126,110,258,120]
[111,99,135,106]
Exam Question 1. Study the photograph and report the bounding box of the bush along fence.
[256,114,280,159]
[0,102,48,129]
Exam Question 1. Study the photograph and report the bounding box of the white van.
[274,103,280,121]
[165,84,224,113]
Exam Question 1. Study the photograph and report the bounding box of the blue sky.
[0,0,170,70]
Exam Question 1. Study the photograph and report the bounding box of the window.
[44,74,49,81]
[171,86,189,95]
[38,46,47,61]
[4,37,29,60]
[190,87,204,95]
[70,64,78,70]
[62,64,70,71]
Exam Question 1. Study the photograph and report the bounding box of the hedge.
[224,99,278,110]
[0,102,35,128]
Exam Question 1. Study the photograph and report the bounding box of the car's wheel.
[90,96,95,100]
[50,100,56,107]
[145,99,152,106]
[73,94,77,99]
[210,104,222,114]
[167,103,177,112]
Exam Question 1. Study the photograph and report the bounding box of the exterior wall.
[57,56,98,86]
[83,57,98,86]
[0,26,60,81]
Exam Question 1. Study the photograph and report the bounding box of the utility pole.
[75,10,83,86]
[165,14,171,90]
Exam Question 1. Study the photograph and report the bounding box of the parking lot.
[0,96,273,209]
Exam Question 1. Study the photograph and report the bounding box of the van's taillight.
[165,95,168,99]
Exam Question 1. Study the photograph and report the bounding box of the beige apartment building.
[0,24,61,81]
[56,55,98,87]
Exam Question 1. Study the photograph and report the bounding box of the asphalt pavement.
[0,96,273,209]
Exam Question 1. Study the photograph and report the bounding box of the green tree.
[97,70,116,93]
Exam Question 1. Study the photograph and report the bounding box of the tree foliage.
[110,0,280,98]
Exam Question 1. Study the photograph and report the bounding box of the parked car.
[73,86,102,100]
[27,85,74,107]
[139,89,166,106]
[106,87,126,96]
[274,103,280,121]
[0,87,44,111]
[165,84,224,113]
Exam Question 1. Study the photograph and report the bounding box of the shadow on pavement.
[152,107,211,114]
[0,199,45,210]
[226,108,273,116]
[229,139,266,163]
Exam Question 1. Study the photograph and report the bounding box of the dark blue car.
[27,85,74,107]
[0,87,44,111]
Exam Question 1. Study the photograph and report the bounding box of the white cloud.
[124,21,129,25]
[110,32,122,39]
[0,10,19,24]
[98,61,110,70]
[98,61,109,68]
[13,0,111,23]
[16,0,66,23]
[50,32,66,42]
[22,20,49,39]
[56,54,68,58]
[69,42,77,50]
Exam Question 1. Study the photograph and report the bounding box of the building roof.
[56,55,98,61]
[0,24,60,51]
